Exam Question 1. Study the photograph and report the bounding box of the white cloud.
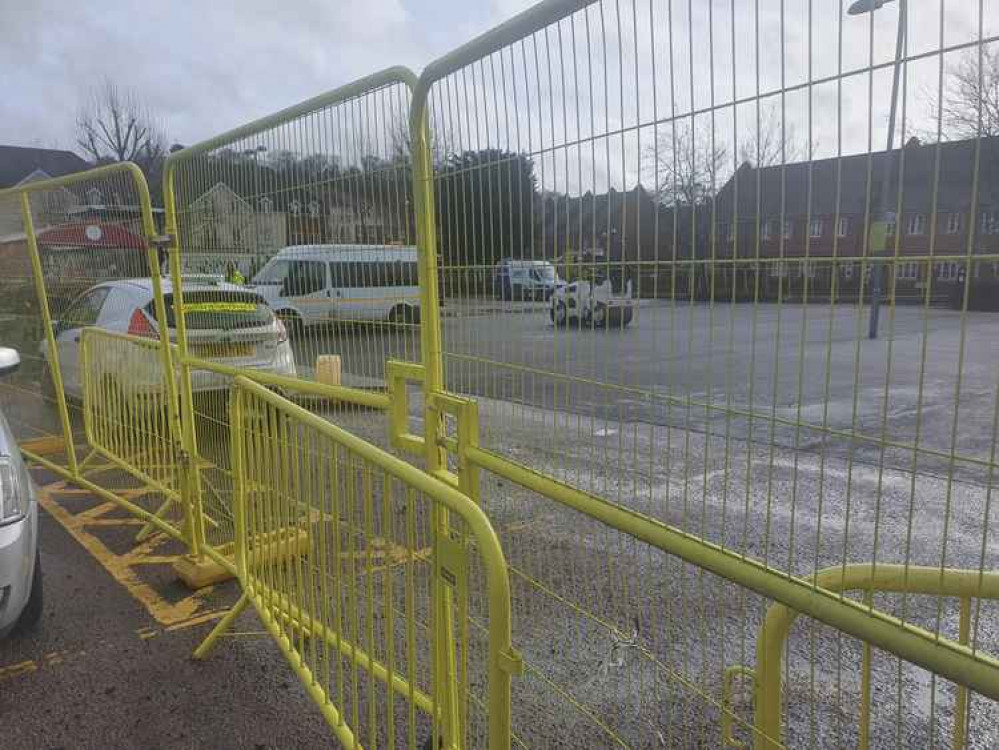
[0,0,522,150]
[2,0,996,195]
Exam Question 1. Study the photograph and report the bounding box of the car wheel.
[551,302,568,327]
[590,303,607,328]
[11,550,43,637]
[605,305,633,329]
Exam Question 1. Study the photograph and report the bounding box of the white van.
[250,245,421,331]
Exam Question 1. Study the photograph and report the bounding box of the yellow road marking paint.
[36,480,224,628]
[0,661,38,681]
[164,609,229,632]
[0,613,226,687]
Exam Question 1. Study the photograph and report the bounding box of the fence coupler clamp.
[498,647,524,676]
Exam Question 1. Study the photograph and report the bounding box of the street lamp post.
[849,0,907,340]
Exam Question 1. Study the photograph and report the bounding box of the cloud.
[2,0,996,194]
[0,0,521,150]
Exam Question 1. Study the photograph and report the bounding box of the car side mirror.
[0,347,21,377]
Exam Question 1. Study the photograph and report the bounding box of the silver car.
[41,278,297,399]
[0,348,42,638]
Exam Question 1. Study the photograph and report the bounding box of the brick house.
[711,135,999,305]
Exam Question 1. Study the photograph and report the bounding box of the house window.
[907,214,926,235]
[259,197,273,213]
[886,219,896,236]
[896,261,920,280]
[769,261,787,278]
[762,220,774,241]
[798,261,816,278]
[946,212,961,234]
[982,209,999,234]
[782,220,793,239]
[937,261,960,281]
[837,217,849,237]
[842,262,855,278]
[809,219,823,238]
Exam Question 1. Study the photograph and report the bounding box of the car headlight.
[0,456,30,525]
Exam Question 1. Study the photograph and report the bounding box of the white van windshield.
[253,260,289,284]
[532,265,556,281]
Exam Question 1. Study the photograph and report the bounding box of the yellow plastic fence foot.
[192,591,250,660]
[173,554,234,589]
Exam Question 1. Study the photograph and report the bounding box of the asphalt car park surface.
[3,299,997,748]
[0,466,333,750]
[303,300,997,478]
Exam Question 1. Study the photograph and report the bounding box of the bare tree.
[941,47,999,139]
[645,121,727,206]
[737,105,808,168]
[76,79,166,174]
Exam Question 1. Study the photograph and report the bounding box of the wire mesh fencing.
[0,163,187,545]
[412,0,999,746]
[159,70,424,564]
[195,376,516,750]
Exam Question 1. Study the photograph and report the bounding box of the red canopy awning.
[38,222,146,250]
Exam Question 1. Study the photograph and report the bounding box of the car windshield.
[151,291,274,330]
[532,265,556,281]
[252,260,289,284]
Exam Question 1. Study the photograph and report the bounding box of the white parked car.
[0,348,42,639]
[249,244,421,331]
[550,277,635,328]
[41,278,297,400]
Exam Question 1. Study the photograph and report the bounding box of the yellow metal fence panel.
[0,163,188,548]
[79,328,187,541]
[4,2,999,748]
[197,376,517,750]
[410,0,999,746]
[160,69,423,569]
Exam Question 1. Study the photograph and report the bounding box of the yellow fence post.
[160,167,209,575]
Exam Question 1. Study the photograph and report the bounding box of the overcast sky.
[2,0,996,195]
[0,0,535,150]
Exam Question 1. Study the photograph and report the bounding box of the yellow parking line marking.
[129,555,183,566]
[0,660,38,681]
[164,610,230,632]
[82,518,146,527]
[76,502,117,521]
[36,484,218,628]
[0,614,228,687]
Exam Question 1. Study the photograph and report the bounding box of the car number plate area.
[190,343,255,358]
